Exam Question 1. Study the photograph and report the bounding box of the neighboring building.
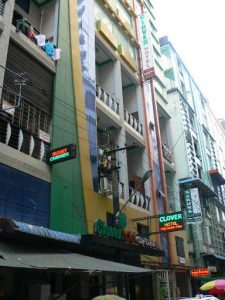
[160,36,225,293]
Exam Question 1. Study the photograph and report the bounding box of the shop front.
[0,218,162,300]
[78,218,165,299]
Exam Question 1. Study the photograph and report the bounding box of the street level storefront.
[0,218,161,300]
[78,218,165,299]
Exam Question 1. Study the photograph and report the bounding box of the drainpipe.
[132,0,158,233]
[137,0,172,265]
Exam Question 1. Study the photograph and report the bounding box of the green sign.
[158,211,184,232]
[93,219,160,249]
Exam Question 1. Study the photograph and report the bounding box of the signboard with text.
[137,13,155,81]
[191,268,209,277]
[158,211,184,233]
[46,144,76,165]
[185,188,202,224]
[93,218,160,250]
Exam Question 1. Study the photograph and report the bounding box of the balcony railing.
[0,87,51,161]
[12,16,56,59]
[96,84,119,115]
[129,187,150,210]
[124,108,143,135]
[162,144,174,164]
[0,0,4,16]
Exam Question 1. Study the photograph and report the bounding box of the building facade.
[1,0,225,299]
[160,36,225,294]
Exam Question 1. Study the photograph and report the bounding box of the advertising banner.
[185,188,202,224]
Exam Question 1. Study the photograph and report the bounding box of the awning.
[179,177,217,198]
[202,253,225,261]
[0,241,152,274]
[0,218,81,244]
[209,169,225,186]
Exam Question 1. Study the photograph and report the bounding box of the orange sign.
[191,268,209,277]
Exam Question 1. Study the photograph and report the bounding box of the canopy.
[179,177,217,198]
[0,241,153,274]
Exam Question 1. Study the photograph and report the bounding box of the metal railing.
[0,0,5,16]
[96,84,119,115]
[13,16,54,57]
[0,87,51,161]
[129,186,150,210]
[124,108,143,135]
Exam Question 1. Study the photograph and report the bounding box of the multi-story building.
[160,36,225,294]
[0,0,179,299]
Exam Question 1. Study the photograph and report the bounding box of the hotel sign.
[46,144,76,165]
[185,188,202,224]
[158,211,184,233]
[137,13,155,81]
[191,268,209,277]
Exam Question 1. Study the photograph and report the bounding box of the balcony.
[129,186,150,210]
[96,84,119,115]
[0,0,4,16]
[0,86,51,161]
[162,144,176,173]
[162,144,173,164]
[124,108,143,135]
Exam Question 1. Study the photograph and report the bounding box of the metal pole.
[111,148,120,226]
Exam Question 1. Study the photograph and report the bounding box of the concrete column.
[0,0,15,89]
[114,60,129,201]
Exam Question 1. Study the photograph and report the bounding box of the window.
[137,223,149,238]
[181,81,187,98]
[189,111,196,131]
[197,165,202,179]
[216,206,220,222]
[193,139,200,159]
[206,226,212,245]
[106,212,114,226]
[15,0,30,13]
[175,236,185,258]
[0,163,50,227]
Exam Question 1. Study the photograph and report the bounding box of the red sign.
[191,268,209,277]
[46,144,76,165]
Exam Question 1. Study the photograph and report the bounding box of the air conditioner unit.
[99,177,112,195]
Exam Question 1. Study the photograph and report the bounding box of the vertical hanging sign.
[185,188,202,224]
[137,13,155,81]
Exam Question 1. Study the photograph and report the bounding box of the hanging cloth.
[43,43,55,57]
[27,26,35,39]
[53,48,62,61]
[35,34,46,47]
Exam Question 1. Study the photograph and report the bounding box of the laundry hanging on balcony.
[53,48,61,61]
[35,34,46,47]
[43,43,54,57]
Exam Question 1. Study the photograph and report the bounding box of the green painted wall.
[50,0,87,234]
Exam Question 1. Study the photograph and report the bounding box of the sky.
[154,0,225,119]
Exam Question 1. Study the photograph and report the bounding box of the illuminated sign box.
[158,211,184,233]
[46,143,76,165]
[191,268,209,277]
